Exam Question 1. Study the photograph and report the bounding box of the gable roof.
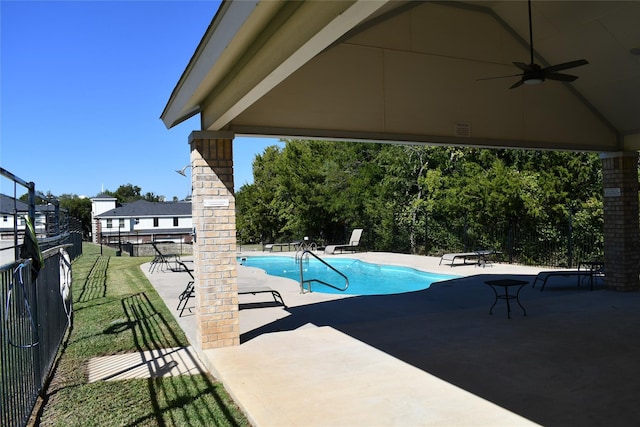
[0,194,29,214]
[95,200,192,218]
[0,194,67,215]
[162,0,640,151]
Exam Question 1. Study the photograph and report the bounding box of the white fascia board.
[206,0,389,131]
[161,0,263,129]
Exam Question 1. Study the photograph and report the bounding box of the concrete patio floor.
[143,252,640,426]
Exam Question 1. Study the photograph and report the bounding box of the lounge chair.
[176,261,286,314]
[263,242,298,252]
[439,250,495,267]
[324,229,363,254]
[149,242,181,273]
[238,285,287,308]
[532,264,604,291]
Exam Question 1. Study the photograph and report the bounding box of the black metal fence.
[1,167,82,427]
[436,220,603,268]
[1,246,76,427]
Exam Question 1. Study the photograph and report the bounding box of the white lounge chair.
[324,229,363,254]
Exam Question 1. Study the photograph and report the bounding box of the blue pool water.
[237,256,458,295]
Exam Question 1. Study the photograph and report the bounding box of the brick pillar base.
[189,131,239,348]
[601,152,640,291]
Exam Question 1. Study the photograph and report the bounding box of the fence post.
[567,207,574,268]
[54,203,60,235]
[28,182,36,228]
[507,220,514,264]
[463,213,468,251]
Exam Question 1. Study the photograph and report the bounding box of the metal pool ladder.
[297,250,349,293]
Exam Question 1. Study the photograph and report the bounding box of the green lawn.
[38,243,249,427]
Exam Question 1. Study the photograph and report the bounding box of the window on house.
[153,218,159,227]
[119,219,125,228]
[3,215,7,222]
[173,217,179,227]
[106,219,112,229]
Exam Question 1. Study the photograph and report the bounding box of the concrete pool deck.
[143,251,640,426]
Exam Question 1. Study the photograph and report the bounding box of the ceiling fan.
[479,0,588,89]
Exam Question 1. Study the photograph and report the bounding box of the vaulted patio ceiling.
[161,0,640,152]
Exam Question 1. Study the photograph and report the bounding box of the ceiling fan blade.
[477,73,524,81]
[513,62,535,72]
[546,72,579,82]
[544,59,589,73]
[510,79,525,89]
[478,0,588,91]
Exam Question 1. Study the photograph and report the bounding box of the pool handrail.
[298,250,349,293]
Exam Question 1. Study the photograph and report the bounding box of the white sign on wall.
[204,198,230,208]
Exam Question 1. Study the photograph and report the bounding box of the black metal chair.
[175,261,195,316]
[149,242,180,273]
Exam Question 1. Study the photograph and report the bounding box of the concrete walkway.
[143,252,640,426]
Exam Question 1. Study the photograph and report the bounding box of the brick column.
[189,130,239,348]
[601,151,640,291]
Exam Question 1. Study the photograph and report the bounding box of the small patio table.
[485,279,528,319]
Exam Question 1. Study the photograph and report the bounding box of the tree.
[102,184,163,204]
[59,194,92,237]
[236,140,604,263]
[236,145,286,243]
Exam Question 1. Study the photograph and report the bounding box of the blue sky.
[1,0,282,200]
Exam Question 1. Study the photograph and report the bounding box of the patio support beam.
[601,151,640,291]
[189,130,240,348]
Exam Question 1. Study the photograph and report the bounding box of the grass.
[38,242,249,427]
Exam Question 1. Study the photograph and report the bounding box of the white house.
[1,193,66,238]
[91,195,193,244]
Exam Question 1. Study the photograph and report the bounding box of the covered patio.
[144,253,640,425]
[160,0,640,353]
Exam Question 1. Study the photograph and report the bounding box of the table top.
[485,279,528,287]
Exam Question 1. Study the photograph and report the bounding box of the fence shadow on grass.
[76,256,109,304]
[121,292,242,427]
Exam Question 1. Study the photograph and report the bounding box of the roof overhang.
[162,1,640,152]
[161,0,388,130]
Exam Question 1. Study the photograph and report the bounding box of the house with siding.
[91,195,193,244]
[0,194,29,238]
[1,193,68,238]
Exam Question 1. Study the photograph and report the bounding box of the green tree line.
[236,140,604,265]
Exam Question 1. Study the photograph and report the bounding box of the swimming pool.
[237,256,458,295]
